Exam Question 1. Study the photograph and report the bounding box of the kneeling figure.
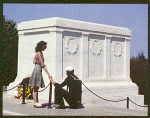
[53,66,82,109]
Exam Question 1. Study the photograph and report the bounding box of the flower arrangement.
[14,76,33,100]
[14,84,33,100]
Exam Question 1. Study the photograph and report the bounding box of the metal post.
[22,82,26,104]
[47,82,52,108]
[127,97,129,109]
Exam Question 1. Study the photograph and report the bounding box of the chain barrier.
[82,82,148,108]
[3,82,50,92]
[3,78,148,108]
[3,82,21,92]
[81,82,127,102]
[38,82,50,92]
[129,98,148,107]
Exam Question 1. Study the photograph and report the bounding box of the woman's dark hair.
[35,41,47,52]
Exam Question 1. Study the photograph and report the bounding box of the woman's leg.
[33,86,39,103]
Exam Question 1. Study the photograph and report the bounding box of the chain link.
[82,82,127,102]
[129,99,148,107]
[38,82,50,92]
[3,83,21,92]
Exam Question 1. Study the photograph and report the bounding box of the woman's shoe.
[34,103,43,108]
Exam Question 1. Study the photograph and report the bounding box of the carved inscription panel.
[111,38,125,77]
[89,35,105,78]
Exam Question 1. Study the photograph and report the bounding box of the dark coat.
[54,74,82,95]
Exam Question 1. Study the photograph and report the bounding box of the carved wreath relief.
[65,37,78,54]
[90,39,102,55]
[112,42,122,57]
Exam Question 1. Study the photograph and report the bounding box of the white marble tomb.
[7,17,145,110]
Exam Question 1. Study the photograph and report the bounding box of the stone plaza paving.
[3,92,148,116]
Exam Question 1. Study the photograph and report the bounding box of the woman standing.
[29,41,52,108]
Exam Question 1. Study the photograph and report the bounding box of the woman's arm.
[43,66,56,85]
[37,52,46,68]
[36,52,56,85]
[43,66,51,76]
[37,52,51,77]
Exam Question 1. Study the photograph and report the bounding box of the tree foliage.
[131,51,147,61]
[130,51,149,105]
[1,15,18,86]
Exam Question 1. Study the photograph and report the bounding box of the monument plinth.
[7,17,145,110]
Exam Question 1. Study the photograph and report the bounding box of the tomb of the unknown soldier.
[7,17,146,110]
